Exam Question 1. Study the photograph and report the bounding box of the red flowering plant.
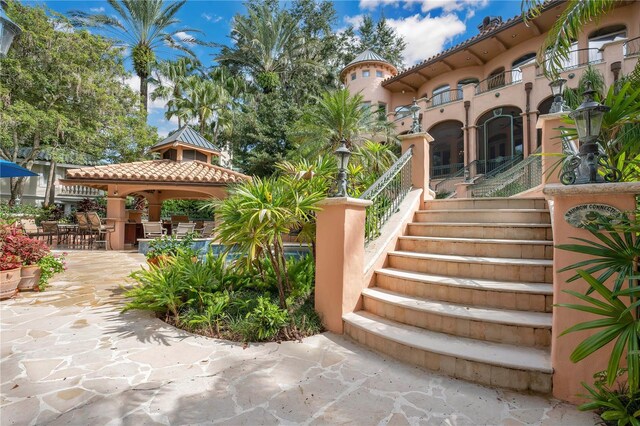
[0,223,50,266]
[0,254,22,271]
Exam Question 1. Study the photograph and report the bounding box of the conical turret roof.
[340,49,397,79]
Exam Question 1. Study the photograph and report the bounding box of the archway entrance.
[428,120,464,178]
[475,107,523,174]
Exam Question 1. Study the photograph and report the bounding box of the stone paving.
[0,251,598,425]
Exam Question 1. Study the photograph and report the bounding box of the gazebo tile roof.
[65,160,249,184]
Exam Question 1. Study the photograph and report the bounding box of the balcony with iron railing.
[427,89,463,109]
[56,184,104,197]
[623,36,640,57]
[475,69,522,95]
[535,48,603,76]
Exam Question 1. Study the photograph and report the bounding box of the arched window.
[589,25,627,50]
[432,84,451,106]
[536,97,554,147]
[475,107,524,173]
[511,53,535,82]
[395,105,410,118]
[428,120,464,178]
[457,78,479,99]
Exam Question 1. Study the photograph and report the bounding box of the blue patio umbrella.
[0,159,38,178]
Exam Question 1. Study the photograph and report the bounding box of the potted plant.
[1,225,50,291]
[146,233,196,266]
[0,254,22,300]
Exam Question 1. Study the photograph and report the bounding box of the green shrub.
[244,296,289,341]
[146,234,196,259]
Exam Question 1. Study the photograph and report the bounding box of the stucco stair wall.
[343,197,554,393]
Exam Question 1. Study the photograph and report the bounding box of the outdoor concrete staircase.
[343,197,554,393]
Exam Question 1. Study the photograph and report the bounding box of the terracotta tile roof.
[65,160,249,184]
[382,0,563,86]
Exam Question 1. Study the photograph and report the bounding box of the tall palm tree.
[150,57,201,127]
[216,3,313,93]
[290,88,393,159]
[70,0,200,112]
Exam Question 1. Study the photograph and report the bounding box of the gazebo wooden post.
[148,204,162,222]
[106,189,126,250]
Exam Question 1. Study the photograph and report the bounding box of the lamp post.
[548,78,568,113]
[0,0,21,57]
[333,139,351,197]
[560,82,621,185]
[409,98,422,134]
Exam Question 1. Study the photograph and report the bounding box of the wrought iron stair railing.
[471,148,542,198]
[360,146,413,244]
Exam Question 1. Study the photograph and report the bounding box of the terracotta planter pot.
[19,265,42,291]
[0,267,22,300]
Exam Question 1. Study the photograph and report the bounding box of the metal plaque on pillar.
[564,203,622,228]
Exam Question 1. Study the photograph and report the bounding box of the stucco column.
[601,40,625,88]
[315,197,372,334]
[106,196,126,250]
[543,182,639,403]
[398,132,435,201]
[537,114,567,184]
[148,204,162,222]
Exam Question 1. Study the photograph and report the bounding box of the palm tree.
[70,0,200,112]
[523,0,639,81]
[216,3,313,93]
[150,57,201,127]
[290,88,394,158]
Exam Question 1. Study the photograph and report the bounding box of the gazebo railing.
[360,146,413,244]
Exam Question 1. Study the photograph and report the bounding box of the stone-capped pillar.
[398,132,435,201]
[543,182,639,403]
[106,196,126,250]
[315,197,372,334]
[537,114,567,184]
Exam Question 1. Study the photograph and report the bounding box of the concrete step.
[407,222,553,241]
[362,288,552,347]
[387,251,553,283]
[343,311,552,393]
[375,268,553,312]
[422,197,547,210]
[414,209,550,224]
[397,236,553,259]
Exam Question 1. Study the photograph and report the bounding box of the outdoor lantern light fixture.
[0,0,21,57]
[333,139,351,197]
[549,78,568,113]
[409,98,422,134]
[560,82,620,185]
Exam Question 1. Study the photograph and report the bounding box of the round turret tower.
[341,50,398,118]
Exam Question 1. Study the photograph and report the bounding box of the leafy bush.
[37,253,66,291]
[124,250,322,342]
[0,254,22,271]
[146,233,196,260]
[579,369,640,426]
[0,223,50,265]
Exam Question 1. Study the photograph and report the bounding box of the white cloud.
[359,0,488,15]
[344,14,365,28]
[174,31,192,41]
[386,13,467,65]
[201,13,223,23]
[89,7,105,13]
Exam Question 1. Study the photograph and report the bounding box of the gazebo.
[60,125,249,250]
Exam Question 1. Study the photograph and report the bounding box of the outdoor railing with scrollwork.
[428,90,463,108]
[471,148,541,197]
[536,48,603,76]
[624,36,640,57]
[475,69,522,95]
[360,146,413,244]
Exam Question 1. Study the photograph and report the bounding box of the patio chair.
[19,219,42,240]
[40,221,59,246]
[142,221,166,239]
[174,222,196,239]
[198,221,216,237]
[75,212,92,247]
[86,212,115,250]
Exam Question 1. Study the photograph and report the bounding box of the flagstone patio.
[0,251,597,425]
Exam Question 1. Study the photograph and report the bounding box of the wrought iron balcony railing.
[431,162,464,179]
[535,48,603,76]
[475,69,522,95]
[624,36,640,57]
[360,146,413,244]
[428,89,463,108]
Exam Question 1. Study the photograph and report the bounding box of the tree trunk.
[139,72,148,113]
[43,161,57,207]
[9,177,25,205]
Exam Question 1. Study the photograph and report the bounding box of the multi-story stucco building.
[342,0,639,192]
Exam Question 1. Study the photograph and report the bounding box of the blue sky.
[33,0,524,135]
